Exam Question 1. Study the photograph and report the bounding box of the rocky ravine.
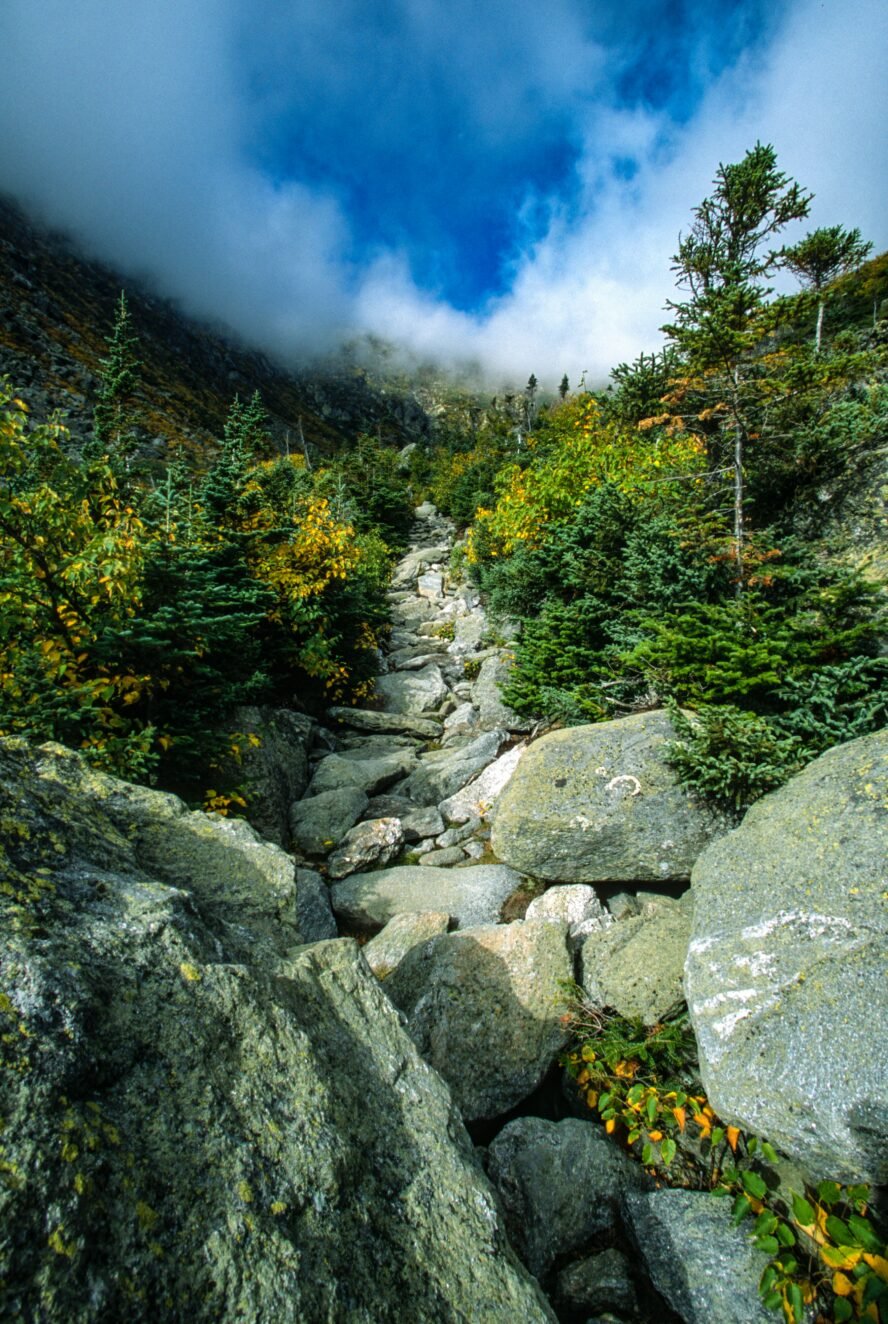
[1,502,886,1323]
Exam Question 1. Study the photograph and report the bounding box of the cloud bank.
[0,0,885,388]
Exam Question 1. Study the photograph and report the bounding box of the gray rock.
[607,891,642,920]
[307,749,418,797]
[554,1249,639,1319]
[386,921,573,1121]
[440,742,528,825]
[364,793,416,819]
[436,817,482,848]
[0,739,553,1320]
[491,711,731,882]
[289,787,369,856]
[448,610,487,656]
[416,570,444,600]
[686,730,888,1183]
[486,1118,640,1277]
[330,863,527,931]
[223,706,314,847]
[525,884,613,951]
[418,845,466,867]
[624,1187,773,1324]
[327,706,443,740]
[579,898,691,1023]
[471,654,534,731]
[389,596,436,625]
[362,911,452,979]
[327,817,405,880]
[399,729,504,805]
[295,867,339,942]
[400,805,446,843]
[390,545,451,586]
[441,701,480,743]
[374,665,450,715]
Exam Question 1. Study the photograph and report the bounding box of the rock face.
[385,921,573,1121]
[491,711,730,883]
[0,738,555,1323]
[224,705,314,846]
[686,731,888,1183]
[289,785,369,855]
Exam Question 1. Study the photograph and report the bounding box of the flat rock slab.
[399,729,504,806]
[330,863,527,931]
[386,920,573,1121]
[440,743,527,824]
[686,729,888,1184]
[374,665,449,716]
[471,654,534,731]
[491,711,730,883]
[624,1188,773,1324]
[579,898,691,1023]
[326,707,443,740]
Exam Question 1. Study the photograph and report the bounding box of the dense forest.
[1,145,886,810]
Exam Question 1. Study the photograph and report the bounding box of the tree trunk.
[815,298,825,353]
[734,419,744,591]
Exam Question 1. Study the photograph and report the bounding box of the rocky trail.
[0,503,884,1323]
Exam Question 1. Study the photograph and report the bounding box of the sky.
[0,0,886,389]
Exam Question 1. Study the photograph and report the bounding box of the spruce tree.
[92,291,141,466]
[784,225,872,351]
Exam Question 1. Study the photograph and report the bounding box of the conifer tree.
[92,291,141,467]
[783,225,872,351]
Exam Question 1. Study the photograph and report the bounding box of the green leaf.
[762,1142,779,1163]
[791,1194,815,1226]
[661,1137,677,1166]
[598,1092,612,1109]
[847,1214,882,1253]
[775,1223,796,1248]
[754,1235,780,1255]
[645,1094,658,1125]
[760,1266,778,1293]
[832,1298,853,1322]
[825,1214,856,1246]
[741,1170,768,1200]
[756,1212,780,1236]
[761,1289,783,1311]
[732,1193,753,1225]
[817,1180,842,1206]
[748,1137,759,1154]
[778,1256,798,1276]
[642,1143,655,1166]
[787,1280,804,1322]
[711,1126,725,1148]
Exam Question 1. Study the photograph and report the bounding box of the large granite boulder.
[306,748,417,797]
[330,863,527,932]
[525,883,613,952]
[471,654,533,732]
[326,817,404,880]
[579,894,692,1022]
[491,711,730,882]
[486,1118,640,1278]
[362,911,452,979]
[686,730,888,1183]
[0,738,555,1323]
[385,920,573,1121]
[624,1188,773,1324]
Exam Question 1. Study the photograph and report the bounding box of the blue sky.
[1,0,886,386]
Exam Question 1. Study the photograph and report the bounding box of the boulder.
[0,739,555,1323]
[362,911,452,979]
[686,730,888,1183]
[330,863,527,932]
[471,654,534,731]
[554,1249,640,1320]
[399,729,504,805]
[390,545,451,586]
[491,711,730,882]
[389,597,436,626]
[386,921,573,1121]
[579,897,691,1023]
[624,1188,773,1324]
[306,749,417,798]
[525,884,613,952]
[326,706,443,740]
[486,1118,640,1278]
[441,701,480,743]
[440,743,527,824]
[326,817,404,880]
[418,846,466,867]
[221,706,314,846]
[289,786,369,856]
[295,867,339,942]
[374,665,450,715]
[416,570,444,600]
[400,805,446,843]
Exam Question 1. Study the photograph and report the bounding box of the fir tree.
[92,291,141,467]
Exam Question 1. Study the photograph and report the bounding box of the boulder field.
[1,502,885,1321]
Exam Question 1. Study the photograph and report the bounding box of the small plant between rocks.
[560,990,888,1323]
